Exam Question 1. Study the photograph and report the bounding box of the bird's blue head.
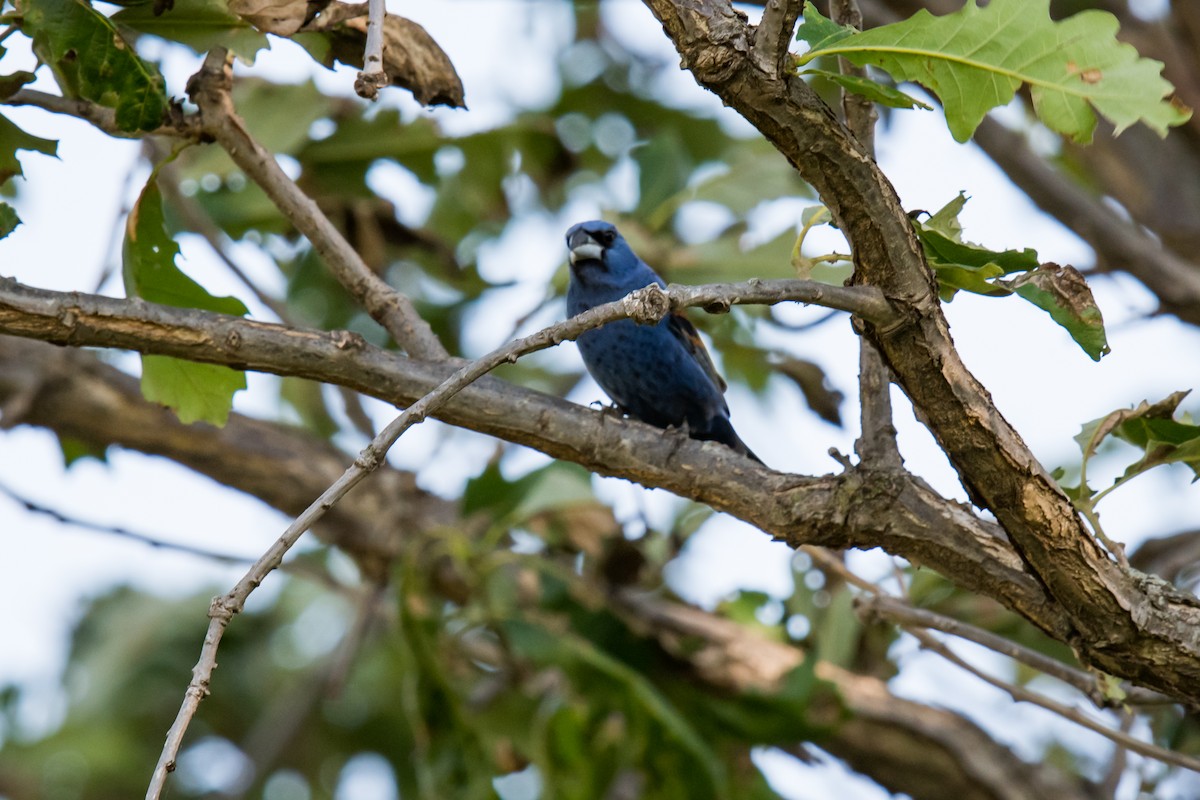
[566,220,641,282]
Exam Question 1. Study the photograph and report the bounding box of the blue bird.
[566,220,760,462]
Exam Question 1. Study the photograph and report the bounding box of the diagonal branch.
[641,0,1200,708]
[186,49,447,360]
[150,280,759,797]
[4,88,203,141]
[0,277,1072,650]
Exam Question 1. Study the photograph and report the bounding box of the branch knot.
[624,284,671,325]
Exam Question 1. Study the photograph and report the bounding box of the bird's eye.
[596,230,615,246]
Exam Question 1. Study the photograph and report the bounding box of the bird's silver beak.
[568,230,603,265]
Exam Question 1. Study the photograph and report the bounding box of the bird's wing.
[667,312,727,393]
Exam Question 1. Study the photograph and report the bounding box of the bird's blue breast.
[576,318,728,430]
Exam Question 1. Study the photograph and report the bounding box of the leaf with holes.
[17,0,168,132]
[796,0,1190,142]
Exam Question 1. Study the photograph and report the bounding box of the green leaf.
[0,111,58,184]
[123,178,250,315]
[113,0,269,64]
[0,202,19,239]
[800,68,933,110]
[140,355,245,427]
[796,0,1191,143]
[124,177,248,425]
[913,196,1107,359]
[800,205,831,228]
[921,192,968,241]
[1003,263,1110,361]
[1076,392,1200,484]
[916,226,1039,300]
[17,0,169,132]
[503,619,728,792]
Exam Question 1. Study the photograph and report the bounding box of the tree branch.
[751,0,803,78]
[0,336,448,575]
[0,277,1075,645]
[856,594,1170,708]
[185,49,447,360]
[4,88,202,141]
[151,280,721,797]
[641,0,1200,707]
[904,624,1200,773]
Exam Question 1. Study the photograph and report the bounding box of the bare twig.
[143,281,785,798]
[0,481,252,565]
[830,0,901,470]
[4,89,202,141]
[354,0,390,99]
[1100,709,1135,799]
[185,49,447,360]
[856,594,1170,708]
[906,626,1200,773]
[808,546,1193,775]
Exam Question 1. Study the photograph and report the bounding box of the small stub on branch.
[355,66,391,100]
[625,284,670,325]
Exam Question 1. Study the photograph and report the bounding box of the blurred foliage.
[0,461,834,799]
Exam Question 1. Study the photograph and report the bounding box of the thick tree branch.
[642,0,1200,706]
[0,337,448,575]
[185,50,447,360]
[0,279,1072,646]
[0,335,1095,800]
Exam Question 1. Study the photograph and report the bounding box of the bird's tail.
[694,415,763,465]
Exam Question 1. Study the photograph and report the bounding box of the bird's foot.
[591,400,627,419]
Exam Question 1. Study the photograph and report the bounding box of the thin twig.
[812,540,1196,772]
[143,281,769,799]
[186,49,447,360]
[0,481,253,565]
[857,594,1170,708]
[354,0,390,99]
[830,0,901,470]
[4,89,202,141]
[906,626,1200,773]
